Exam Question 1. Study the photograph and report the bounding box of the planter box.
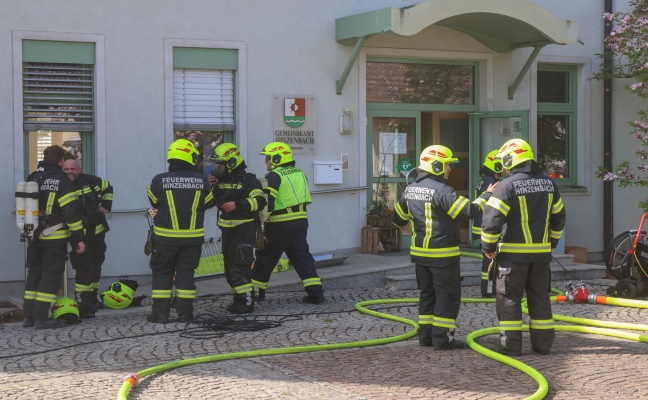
[362,226,401,254]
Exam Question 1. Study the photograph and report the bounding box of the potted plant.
[366,181,394,228]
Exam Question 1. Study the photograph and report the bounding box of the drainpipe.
[603,0,613,251]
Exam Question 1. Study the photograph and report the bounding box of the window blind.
[173,69,235,131]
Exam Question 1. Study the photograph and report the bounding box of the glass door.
[367,111,420,248]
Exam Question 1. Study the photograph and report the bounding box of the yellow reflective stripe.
[267,212,307,222]
[251,279,268,290]
[518,196,532,244]
[75,283,94,292]
[552,197,564,214]
[68,220,83,231]
[486,197,510,216]
[481,231,500,244]
[481,272,489,280]
[246,197,259,212]
[433,316,456,329]
[423,202,434,248]
[147,187,158,204]
[39,230,71,240]
[233,284,253,294]
[410,245,460,258]
[418,314,434,325]
[24,291,37,300]
[152,290,173,299]
[95,224,106,235]
[543,193,553,243]
[529,319,554,330]
[249,188,264,198]
[303,277,321,287]
[499,320,523,331]
[472,225,482,235]
[447,196,469,219]
[190,191,201,230]
[166,191,179,230]
[498,242,551,253]
[395,202,408,220]
[46,192,56,214]
[58,191,77,207]
[550,229,563,240]
[473,197,487,211]
[268,187,278,198]
[103,193,113,201]
[35,292,57,303]
[218,218,255,228]
[175,289,196,299]
[154,226,204,238]
[204,191,214,205]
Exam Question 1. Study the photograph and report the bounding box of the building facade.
[1,0,643,294]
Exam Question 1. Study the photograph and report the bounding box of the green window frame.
[22,40,96,175]
[537,64,577,187]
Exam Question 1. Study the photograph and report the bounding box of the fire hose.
[117,259,648,400]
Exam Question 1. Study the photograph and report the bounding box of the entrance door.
[367,110,472,246]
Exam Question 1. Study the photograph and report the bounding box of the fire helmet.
[483,149,503,174]
[211,143,244,172]
[496,138,534,169]
[260,142,293,166]
[52,296,80,323]
[418,145,458,175]
[167,139,199,166]
[101,282,135,309]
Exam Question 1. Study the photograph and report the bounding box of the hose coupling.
[124,373,141,387]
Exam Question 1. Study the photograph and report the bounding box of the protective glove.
[254,225,268,250]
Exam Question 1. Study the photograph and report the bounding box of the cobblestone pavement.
[1,279,647,399]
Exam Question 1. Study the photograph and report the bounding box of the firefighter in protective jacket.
[471,150,503,298]
[481,138,566,356]
[146,139,214,323]
[393,145,498,349]
[208,143,266,314]
[251,142,324,304]
[23,145,85,329]
[62,159,113,318]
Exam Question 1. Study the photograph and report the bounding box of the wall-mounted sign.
[273,95,316,154]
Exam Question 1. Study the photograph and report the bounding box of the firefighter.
[23,145,85,329]
[251,142,324,304]
[62,159,113,318]
[481,138,566,356]
[393,145,498,349]
[471,150,503,298]
[146,139,214,323]
[207,143,266,313]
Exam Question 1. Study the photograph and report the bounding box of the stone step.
[384,262,606,291]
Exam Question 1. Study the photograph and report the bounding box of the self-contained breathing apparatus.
[255,177,269,250]
[15,171,67,242]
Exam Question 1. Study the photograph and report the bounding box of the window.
[22,40,96,174]
[366,60,475,105]
[173,47,237,175]
[537,65,576,186]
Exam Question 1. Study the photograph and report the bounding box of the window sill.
[557,185,588,193]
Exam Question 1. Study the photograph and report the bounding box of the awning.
[334,0,579,96]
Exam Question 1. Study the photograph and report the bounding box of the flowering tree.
[593,0,648,210]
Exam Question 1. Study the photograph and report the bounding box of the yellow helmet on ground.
[52,296,80,323]
[211,143,244,171]
[101,282,135,309]
[496,138,534,169]
[167,139,199,166]
[418,145,458,175]
[261,142,293,166]
[483,149,503,174]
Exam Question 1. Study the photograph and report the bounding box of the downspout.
[603,0,613,251]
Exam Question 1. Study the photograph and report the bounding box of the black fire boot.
[22,299,35,327]
[226,292,254,314]
[302,287,325,304]
[34,319,68,329]
[418,325,433,347]
[253,288,265,302]
[147,298,171,323]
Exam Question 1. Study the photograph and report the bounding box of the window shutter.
[173,69,235,131]
[23,62,94,131]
